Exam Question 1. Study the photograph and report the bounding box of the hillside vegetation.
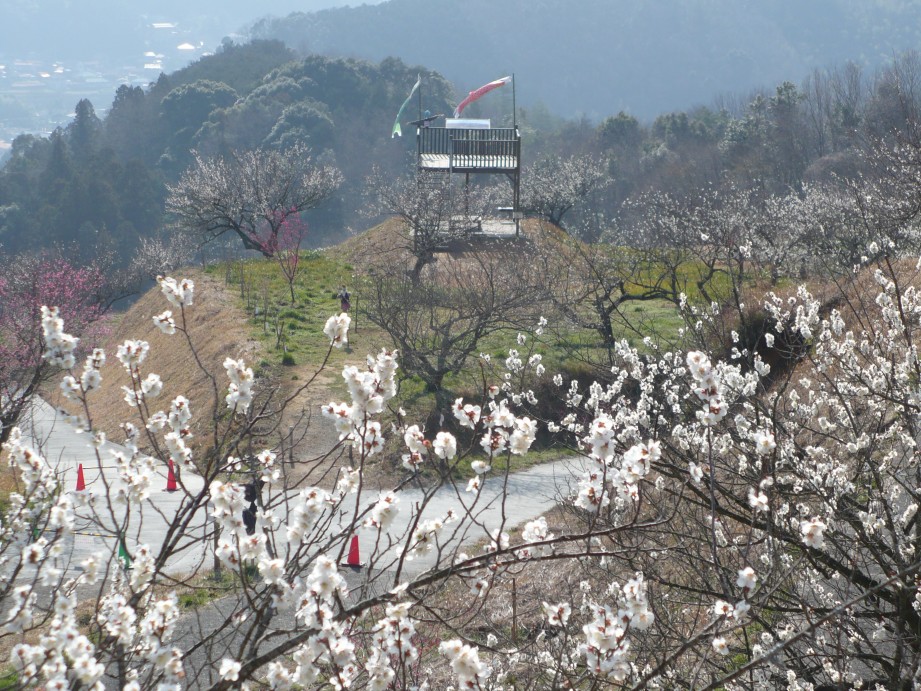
[0,42,453,258]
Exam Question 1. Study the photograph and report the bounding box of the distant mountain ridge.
[250,0,921,119]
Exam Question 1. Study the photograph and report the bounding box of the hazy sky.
[0,1,382,61]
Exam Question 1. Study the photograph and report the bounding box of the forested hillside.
[252,0,921,118]
[0,41,452,258]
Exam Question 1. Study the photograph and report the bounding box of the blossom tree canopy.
[0,254,108,444]
[165,143,342,257]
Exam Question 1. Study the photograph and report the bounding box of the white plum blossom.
[748,488,769,512]
[403,424,427,454]
[408,513,457,559]
[686,350,729,426]
[153,310,177,334]
[509,416,538,455]
[620,440,660,483]
[470,460,491,475]
[219,658,241,682]
[323,312,351,347]
[480,428,509,456]
[737,566,758,592]
[543,602,571,626]
[713,599,734,619]
[453,398,481,429]
[575,472,609,512]
[521,516,554,557]
[753,430,776,455]
[433,431,457,459]
[224,357,255,412]
[322,402,354,439]
[41,306,79,368]
[287,488,330,545]
[116,339,149,371]
[357,420,385,456]
[801,517,827,549]
[400,426,427,470]
[141,372,163,399]
[365,493,399,531]
[439,639,490,688]
[59,375,81,401]
[157,275,194,307]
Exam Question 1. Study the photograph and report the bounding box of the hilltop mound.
[333,216,574,267]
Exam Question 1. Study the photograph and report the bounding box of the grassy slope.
[40,218,695,482]
[197,219,691,476]
[46,272,264,450]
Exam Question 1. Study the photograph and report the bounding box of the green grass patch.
[216,247,692,396]
[178,570,237,610]
[217,250,376,368]
[450,445,572,480]
[0,668,17,690]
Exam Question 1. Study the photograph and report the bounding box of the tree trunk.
[409,252,434,285]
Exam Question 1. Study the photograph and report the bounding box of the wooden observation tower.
[414,77,522,239]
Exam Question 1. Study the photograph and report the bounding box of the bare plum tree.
[165,143,341,257]
[520,153,610,231]
[360,244,548,399]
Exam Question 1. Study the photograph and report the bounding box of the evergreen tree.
[68,99,101,164]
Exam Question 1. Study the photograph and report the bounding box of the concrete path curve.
[20,398,587,581]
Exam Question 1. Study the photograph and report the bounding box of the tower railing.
[418,127,520,169]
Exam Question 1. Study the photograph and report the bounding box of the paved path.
[328,457,587,577]
[21,399,586,581]
[19,399,590,688]
[21,398,209,578]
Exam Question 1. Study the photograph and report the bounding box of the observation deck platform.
[417,126,520,173]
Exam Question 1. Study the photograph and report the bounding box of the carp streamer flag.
[392,75,421,138]
[453,76,512,118]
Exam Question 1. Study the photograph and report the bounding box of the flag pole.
[418,74,423,121]
[512,73,517,129]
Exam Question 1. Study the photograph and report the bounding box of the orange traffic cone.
[342,535,363,569]
[75,463,86,492]
[166,460,178,492]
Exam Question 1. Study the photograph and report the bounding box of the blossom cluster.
[439,639,490,688]
[59,347,105,401]
[224,357,255,412]
[41,305,79,369]
[324,312,351,347]
[366,601,418,689]
[321,349,399,455]
[157,275,195,308]
[578,573,654,681]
